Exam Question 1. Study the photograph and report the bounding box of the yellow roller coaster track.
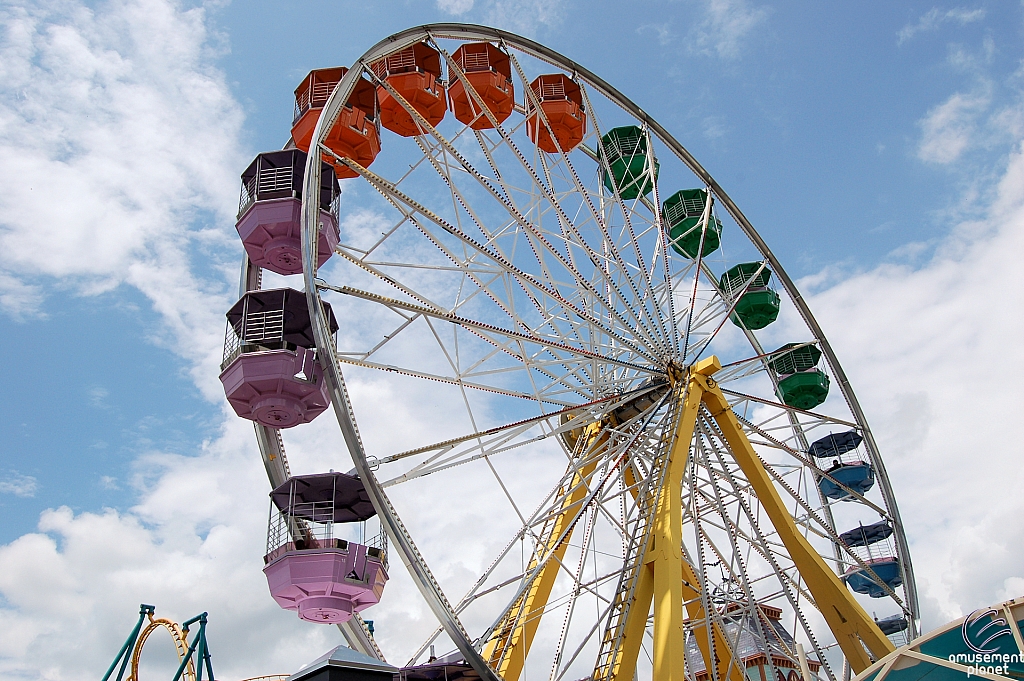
[127,613,196,681]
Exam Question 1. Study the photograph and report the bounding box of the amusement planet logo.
[949,608,1019,677]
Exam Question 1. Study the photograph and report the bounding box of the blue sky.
[0,1,1022,679]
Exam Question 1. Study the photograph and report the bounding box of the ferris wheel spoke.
[336,154,662,366]
[697,423,841,681]
[547,504,598,681]
[484,402,676,676]
[711,342,821,384]
[430,48,633,322]
[319,285,655,376]
[505,54,672,356]
[688,262,774,364]
[441,60,667,357]
[575,88,676,358]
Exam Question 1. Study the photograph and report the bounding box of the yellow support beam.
[609,363,744,681]
[610,560,655,681]
[484,423,606,681]
[649,380,701,681]
[504,356,889,681]
[693,358,895,673]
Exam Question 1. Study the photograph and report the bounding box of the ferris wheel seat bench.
[235,150,341,276]
[767,343,831,410]
[263,542,389,624]
[219,288,338,428]
[264,472,387,624]
[599,126,660,200]
[663,189,722,258]
[236,198,340,276]
[843,558,902,598]
[526,74,586,153]
[292,67,382,179]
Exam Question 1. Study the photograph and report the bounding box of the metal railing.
[266,503,389,571]
[221,309,287,366]
[845,537,897,566]
[720,267,772,297]
[371,48,424,77]
[663,192,707,224]
[294,80,339,123]
[238,165,340,220]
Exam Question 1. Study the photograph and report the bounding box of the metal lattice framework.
[241,23,920,681]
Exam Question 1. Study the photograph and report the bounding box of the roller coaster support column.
[694,356,894,673]
[102,604,156,681]
[172,612,216,681]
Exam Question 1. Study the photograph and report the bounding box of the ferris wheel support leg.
[649,379,702,681]
[610,376,743,681]
[694,359,894,673]
[484,423,607,681]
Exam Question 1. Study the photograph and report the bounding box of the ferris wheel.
[221,23,919,681]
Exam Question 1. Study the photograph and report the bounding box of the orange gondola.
[291,67,381,179]
[526,74,586,153]
[448,42,514,130]
[372,43,447,137]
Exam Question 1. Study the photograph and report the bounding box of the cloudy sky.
[0,0,1022,679]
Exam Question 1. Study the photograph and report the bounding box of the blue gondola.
[875,614,909,635]
[844,558,902,598]
[808,430,863,459]
[839,520,893,547]
[819,462,875,500]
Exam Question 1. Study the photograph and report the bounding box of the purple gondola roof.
[270,471,376,523]
[240,149,340,211]
[226,287,339,349]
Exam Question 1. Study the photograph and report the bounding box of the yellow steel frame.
[486,356,893,681]
[484,422,607,681]
[691,357,894,673]
[608,360,745,681]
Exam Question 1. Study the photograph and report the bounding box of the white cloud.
[917,89,991,164]
[803,137,1024,625]
[0,271,45,320]
[485,0,564,35]
[0,0,245,397]
[690,0,769,60]
[898,7,986,46]
[0,472,39,498]
[638,22,675,46]
[436,0,474,14]
[0,420,341,681]
[702,115,727,140]
[433,0,565,34]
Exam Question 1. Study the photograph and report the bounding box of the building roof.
[289,645,398,681]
